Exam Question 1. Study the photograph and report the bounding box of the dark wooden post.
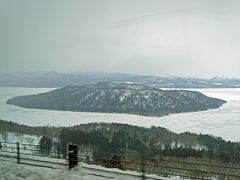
[141,155,145,180]
[68,144,78,170]
[17,142,20,163]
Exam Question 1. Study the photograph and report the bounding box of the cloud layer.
[0,0,240,78]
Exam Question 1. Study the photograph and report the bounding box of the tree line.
[37,124,240,163]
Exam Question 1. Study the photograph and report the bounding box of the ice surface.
[0,87,240,141]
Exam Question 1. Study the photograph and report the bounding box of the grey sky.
[0,0,240,78]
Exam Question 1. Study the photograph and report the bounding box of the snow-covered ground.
[0,135,182,180]
[0,132,41,157]
[0,132,40,145]
[0,156,182,180]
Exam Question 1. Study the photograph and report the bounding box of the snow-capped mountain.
[0,72,239,88]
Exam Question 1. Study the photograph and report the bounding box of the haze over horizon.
[1,0,240,78]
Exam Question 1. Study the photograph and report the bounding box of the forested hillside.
[1,120,239,163]
[7,82,226,117]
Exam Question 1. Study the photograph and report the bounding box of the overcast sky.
[0,0,240,78]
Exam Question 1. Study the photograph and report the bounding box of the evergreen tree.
[39,136,52,156]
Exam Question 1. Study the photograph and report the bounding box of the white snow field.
[0,157,182,180]
[0,132,41,145]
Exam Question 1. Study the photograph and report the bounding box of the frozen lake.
[0,87,239,141]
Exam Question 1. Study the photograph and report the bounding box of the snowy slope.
[0,158,182,180]
[0,132,40,145]
[0,133,183,180]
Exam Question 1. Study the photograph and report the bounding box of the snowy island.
[7,82,226,117]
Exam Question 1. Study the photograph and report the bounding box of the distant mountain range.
[0,71,240,88]
[7,82,226,117]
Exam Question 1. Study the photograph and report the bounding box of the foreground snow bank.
[0,159,182,180]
